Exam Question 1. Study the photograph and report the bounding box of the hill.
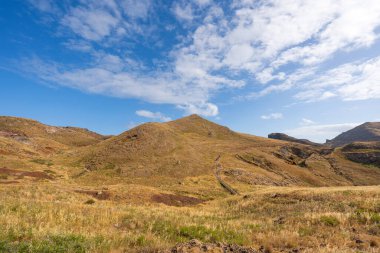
[1,114,380,191]
[0,116,108,170]
[0,116,106,147]
[67,114,380,189]
[326,122,380,147]
[268,132,321,146]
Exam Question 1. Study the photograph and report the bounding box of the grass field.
[0,182,379,252]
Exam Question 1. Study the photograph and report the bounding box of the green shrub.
[370,213,380,224]
[320,216,340,227]
[134,236,147,247]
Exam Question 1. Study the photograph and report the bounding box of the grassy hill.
[1,114,380,189]
[0,116,106,147]
[53,114,380,190]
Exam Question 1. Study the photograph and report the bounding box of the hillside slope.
[69,115,380,188]
[1,115,380,193]
[0,116,106,147]
[326,122,380,147]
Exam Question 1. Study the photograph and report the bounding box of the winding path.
[214,155,239,195]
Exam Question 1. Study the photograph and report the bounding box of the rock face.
[326,122,380,147]
[344,152,380,167]
[341,142,380,167]
[268,133,320,146]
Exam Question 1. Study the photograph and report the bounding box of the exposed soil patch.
[151,193,205,207]
[74,190,111,200]
[0,167,53,180]
[166,239,258,253]
[0,180,19,184]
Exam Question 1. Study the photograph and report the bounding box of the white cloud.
[194,0,212,7]
[136,110,171,122]
[293,56,380,102]
[28,0,56,13]
[261,113,283,120]
[223,44,254,68]
[62,40,92,52]
[20,57,220,116]
[122,0,151,19]
[174,0,380,103]
[61,6,119,41]
[25,0,380,116]
[172,3,194,22]
[285,123,360,143]
[178,102,219,117]
[300,118,315,126]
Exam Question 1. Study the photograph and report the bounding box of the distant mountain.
[268,133,320,146]
[326,122,380,147]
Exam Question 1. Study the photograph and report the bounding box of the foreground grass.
[0,184,379,252]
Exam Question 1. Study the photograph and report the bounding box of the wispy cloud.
[136,110,171,122]
[172,2,194,22]
[300,118,315,126]
[122,0,151,19]
[23,0,380,117]
[28,0,57,13]
[61,4,120,41]
[261,113,283,120]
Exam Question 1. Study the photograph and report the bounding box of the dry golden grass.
[0,182,379,252]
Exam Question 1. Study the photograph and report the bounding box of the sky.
[1,0,380,143]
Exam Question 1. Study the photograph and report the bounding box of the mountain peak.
[326,121,380,147]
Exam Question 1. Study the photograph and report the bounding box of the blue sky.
[1,0,380,142]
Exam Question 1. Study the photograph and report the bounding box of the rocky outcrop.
[344,152,380,167]
[341,142,380,167]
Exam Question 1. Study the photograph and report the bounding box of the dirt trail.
[214,155,239,195]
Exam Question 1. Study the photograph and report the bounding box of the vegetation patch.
[0,233,90,253]
[31,159,53,167]
[320,215,340,227]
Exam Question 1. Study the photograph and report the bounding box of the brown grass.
[0,182,379,252]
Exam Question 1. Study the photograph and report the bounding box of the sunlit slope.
[0,116,106,148]
[72,115,380,187]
